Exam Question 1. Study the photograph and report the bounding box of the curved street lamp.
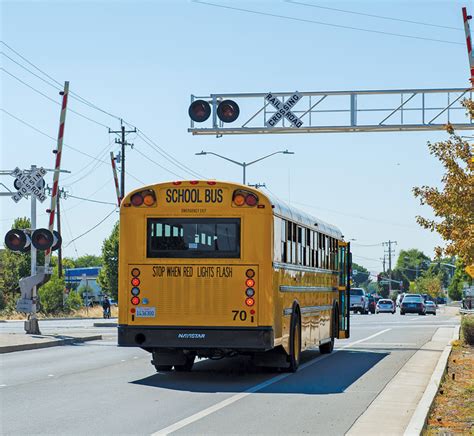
[195,149,294,185]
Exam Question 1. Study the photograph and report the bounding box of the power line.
[136,131,206,180]
[286,1,462,31]
[67,194,117,206]
[134,147,185,179]
[1,108,146,185]
[193,1,463,46]
[0,40,124,122]
[1,67,111,129]
[64,207,117,247]
[2,41,202,183]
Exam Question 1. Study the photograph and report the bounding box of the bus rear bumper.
[118,325,274,351]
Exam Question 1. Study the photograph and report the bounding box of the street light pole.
[195,149,294,185]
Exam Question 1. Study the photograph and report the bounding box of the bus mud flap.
[252,346,289,368]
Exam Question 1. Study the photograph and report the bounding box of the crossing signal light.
[189,100,211,123]
[4,229,31,252]
[4,228,61,252]
[217,100,239,123]
[188,99,240,124]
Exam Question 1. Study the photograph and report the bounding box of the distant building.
[65,267,103,304]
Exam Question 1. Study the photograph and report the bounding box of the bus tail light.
[245,297,255,307]
[131,296,140,305]
[232,190,259,207]
[246,278,255,288]
[246,269,255,278]
[131,277,140,287]
[131,190,156,207]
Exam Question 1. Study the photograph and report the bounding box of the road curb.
[1,317,117,322]
[0,334,102,354]
[93,322,117,327]
[403,325,460,436]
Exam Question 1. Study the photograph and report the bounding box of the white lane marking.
[151,328,391,435]
[0,384,6,388]
[47,374,54,377]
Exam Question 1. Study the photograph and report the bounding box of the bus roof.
[264,191,343,239]
[124,181,343,240]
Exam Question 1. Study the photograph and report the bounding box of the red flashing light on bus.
[246,278,255,288]
[245,297,255,307]
[232,190,259,207]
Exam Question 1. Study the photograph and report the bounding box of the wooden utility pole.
[109,122,136,199]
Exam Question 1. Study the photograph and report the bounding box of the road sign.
[465,265,474,278]
[265,92,303,128]
[10,167,47,203]
[16,298,33,313]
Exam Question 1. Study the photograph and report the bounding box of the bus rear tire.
[174,353,196,372]
[286,310,301,373]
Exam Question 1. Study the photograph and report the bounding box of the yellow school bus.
[118,181,350,372]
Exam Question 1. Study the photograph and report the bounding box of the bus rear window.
[147,218,240,258]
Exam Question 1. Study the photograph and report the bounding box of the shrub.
[461,315,474,345]
[65,291,82,312]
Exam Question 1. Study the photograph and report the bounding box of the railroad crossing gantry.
[188,87,474,136]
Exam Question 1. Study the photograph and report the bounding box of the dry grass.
[424,340,474,435]
[0,305,118,321]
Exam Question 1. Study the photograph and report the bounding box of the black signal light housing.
[4,229,31,252]
[189,100,211,123]
[217,100,240,123]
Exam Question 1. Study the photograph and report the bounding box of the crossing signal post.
[4,228,61,333]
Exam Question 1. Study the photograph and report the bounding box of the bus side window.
[280,218,287,263]
[274,216,283,262]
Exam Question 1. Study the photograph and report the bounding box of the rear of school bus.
[117,181,275,370]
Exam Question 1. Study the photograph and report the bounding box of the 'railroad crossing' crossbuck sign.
[265,92,303,128]
[10,167,47,203]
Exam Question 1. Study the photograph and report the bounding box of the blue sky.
[1,0,472,274]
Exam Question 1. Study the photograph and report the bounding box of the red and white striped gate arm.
[45,81,69,262]
[462,7,474,86]
[110,151,121,206]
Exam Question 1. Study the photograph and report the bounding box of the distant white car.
[425,300,436,315]
[376,299,395,314]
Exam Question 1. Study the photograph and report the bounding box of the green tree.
[38,270,65,314]
[351,262,371,288]
[97,222,119,300]
[390,269,410,292]
[395,249,431,282]
[413,101,474,264]
[414,274,443,298]
[448,259,469,301]
[73,254,102,268]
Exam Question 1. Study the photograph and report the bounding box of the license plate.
[408,304,415,308]
[136,307,156,317]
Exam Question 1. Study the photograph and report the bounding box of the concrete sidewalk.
[346,325,459,436]
[0,332,102,354]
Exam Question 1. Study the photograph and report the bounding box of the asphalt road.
[1,308,459,436]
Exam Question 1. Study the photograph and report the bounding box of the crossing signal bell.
[188,99,240,123]
[4,229,61,252]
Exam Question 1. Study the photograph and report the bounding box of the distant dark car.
[400,295,426,315]
[436,296,447,305]
[376,299,395,314]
